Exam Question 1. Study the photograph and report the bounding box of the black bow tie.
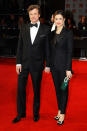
[30,23,38,27]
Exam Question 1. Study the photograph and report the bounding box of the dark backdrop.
[47,0,65,12]
[41,0,65,19]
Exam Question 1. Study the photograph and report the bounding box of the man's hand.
[44,67,50,74]
[16,65,22,75]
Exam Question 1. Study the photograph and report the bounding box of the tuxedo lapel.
[25,24,32,45]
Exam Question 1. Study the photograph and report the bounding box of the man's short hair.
[27,5,41,14]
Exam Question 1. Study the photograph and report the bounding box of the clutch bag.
[61,77,69,90]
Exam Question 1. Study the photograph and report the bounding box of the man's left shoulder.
[40,23,50,29]
[40,23,50,34]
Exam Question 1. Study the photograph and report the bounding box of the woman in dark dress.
[50,10,73,125]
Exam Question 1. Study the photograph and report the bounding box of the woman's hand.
[66,70,72,79]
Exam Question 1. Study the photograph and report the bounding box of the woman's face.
[54,14,65,28]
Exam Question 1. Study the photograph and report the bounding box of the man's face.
[29,8,40,24]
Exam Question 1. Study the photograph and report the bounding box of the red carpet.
[0,58,87,131]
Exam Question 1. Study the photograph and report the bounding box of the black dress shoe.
[57,120,64,125]
[33,114,39,122]
[12,116,21,123]
[12,114,26,123]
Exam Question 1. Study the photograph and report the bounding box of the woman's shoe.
[57,120,64,125]
[57,114,65,125]
[54,116,60,120]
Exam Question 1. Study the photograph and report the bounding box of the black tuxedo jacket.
[16,23,50,71]
[50,27,73,71]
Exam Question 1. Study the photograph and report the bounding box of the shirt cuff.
[45,67,50,69]
[16,64,21,66]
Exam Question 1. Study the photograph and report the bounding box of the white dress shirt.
[30,21,40,44]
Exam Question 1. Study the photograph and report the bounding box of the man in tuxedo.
[12,5,50,123]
